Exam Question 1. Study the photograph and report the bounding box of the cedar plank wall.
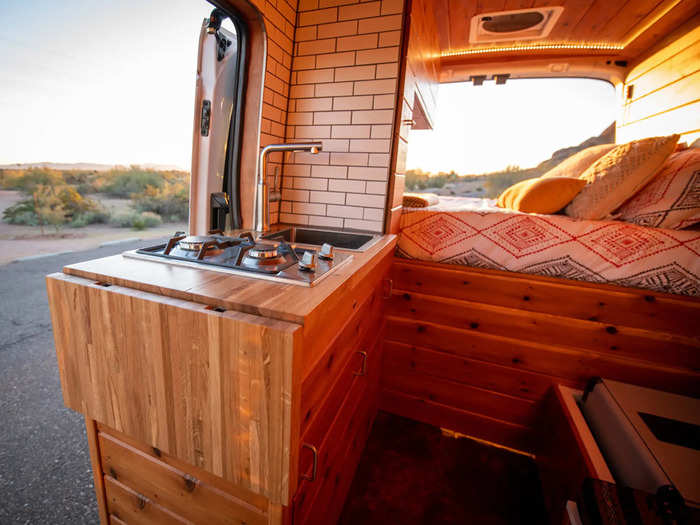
[280,0,407,232]
[617,17,700,145]
[380,259,700,453]
[385,0,440,233]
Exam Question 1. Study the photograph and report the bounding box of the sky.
[406,78,617,175]
[0,0,215,170]
[1,1,617,174]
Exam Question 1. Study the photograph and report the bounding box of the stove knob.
[299,250,316,272]
[319,243,334,261]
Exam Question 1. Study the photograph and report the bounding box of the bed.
[397,197,700,296]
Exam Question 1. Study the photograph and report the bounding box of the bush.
[3,185,69,233]
[132,182,189,221]
[0,168,64,192]
[112,211,162,230]
[99,167,165,198]
[2,200,38,225]
[69,209,111,228]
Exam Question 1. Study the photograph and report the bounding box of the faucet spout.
[254,142,323,233]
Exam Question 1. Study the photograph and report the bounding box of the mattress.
[397,197,700,296]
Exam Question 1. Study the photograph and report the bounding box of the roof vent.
[470,7,564,44]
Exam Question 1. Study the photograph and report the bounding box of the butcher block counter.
[46,233,396,525]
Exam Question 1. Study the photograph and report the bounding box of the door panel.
[189,13,239,234]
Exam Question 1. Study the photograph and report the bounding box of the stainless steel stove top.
[122,231,353,287]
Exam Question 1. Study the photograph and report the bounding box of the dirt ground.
[0,190,187,264]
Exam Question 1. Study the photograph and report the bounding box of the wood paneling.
[386,0,440,232]
[391,259,700,338]
[47,273,300,505]
[618,18,700,144]
[387,291,700,370]
[381,258,700,453]
[433,0,699,65]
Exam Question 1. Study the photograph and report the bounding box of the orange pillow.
[497,177,587,214]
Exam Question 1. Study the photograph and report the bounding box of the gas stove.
[123,231,353,287]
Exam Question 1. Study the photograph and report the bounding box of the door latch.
[200,99,211,136]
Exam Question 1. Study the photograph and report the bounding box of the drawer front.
[104,475,189,525]
[98,427,269,525]
[293,334,382,525]
[300,286,383,440]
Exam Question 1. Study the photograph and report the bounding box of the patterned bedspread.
[397,197,700,296]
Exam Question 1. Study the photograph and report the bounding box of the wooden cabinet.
[47,246,392,525]
[293,288,384,525]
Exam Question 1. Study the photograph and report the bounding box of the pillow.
[497,176,587,214]
[565,134,680,220]
[540,144,617,179]
[403,193,439,208]
[616,148,700,229]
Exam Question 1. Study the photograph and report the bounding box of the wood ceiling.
[437,0,700,63]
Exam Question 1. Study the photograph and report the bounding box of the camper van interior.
[46,0,699,523]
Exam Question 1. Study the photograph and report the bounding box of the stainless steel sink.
[261,226,379,251]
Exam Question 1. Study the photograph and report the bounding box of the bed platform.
[380,256,700,454]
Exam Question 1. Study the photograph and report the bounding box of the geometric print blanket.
[398,197,700,296]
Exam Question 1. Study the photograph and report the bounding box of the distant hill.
[535,122,615,172]
[0,162,186,172]
[406,122,617,196]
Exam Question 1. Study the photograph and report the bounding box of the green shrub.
[132,182,189,221]
[100,167,165,198]
[112,210,162,230]
[2,185,69,233]
[69,209,111,228]
[2,200,38,225]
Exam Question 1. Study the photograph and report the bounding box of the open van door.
[189,9,246,235]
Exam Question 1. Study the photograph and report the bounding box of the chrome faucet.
[254,142,323,232]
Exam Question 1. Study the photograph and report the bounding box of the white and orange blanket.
[398,197,700,296]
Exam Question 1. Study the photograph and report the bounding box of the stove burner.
[247,244,279,259]
[178,236,213,251]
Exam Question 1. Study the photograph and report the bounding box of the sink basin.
[261,227,378,251]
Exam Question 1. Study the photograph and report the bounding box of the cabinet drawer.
[293,334,381,525]
[104,475,189,525]
[300,286,383,442]
[98,427,269,525]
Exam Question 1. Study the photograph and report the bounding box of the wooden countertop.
[61,233,397,325]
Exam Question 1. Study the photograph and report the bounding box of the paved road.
[0,239,166,524]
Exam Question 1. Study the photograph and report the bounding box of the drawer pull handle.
[301,443,318,482]
[383,278,393,299]
[354,351,368,376]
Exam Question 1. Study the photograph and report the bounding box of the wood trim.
[554,386,614,483]
[85,418,109,525]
